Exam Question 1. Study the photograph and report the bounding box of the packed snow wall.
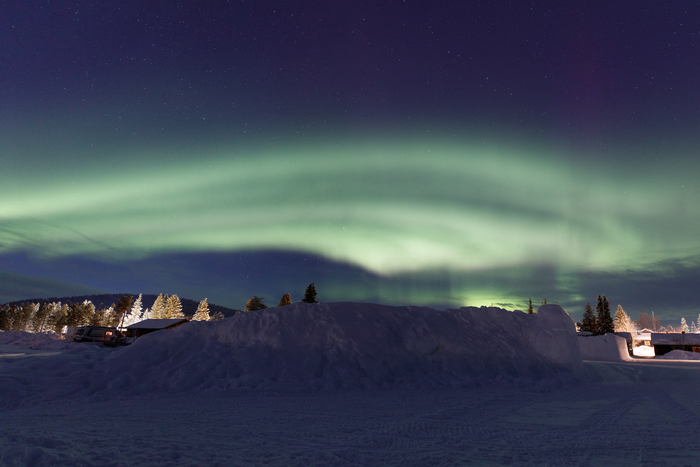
[102,302,581,393]
[578,334,632,362]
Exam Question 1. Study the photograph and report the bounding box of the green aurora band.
[2,133,699,309]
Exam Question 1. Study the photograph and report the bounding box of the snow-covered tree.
[66,301,95,327]
[614,305,631,332]
[48,303,69,333]
[151,294,166,319]
[30,302,52,333]
[40,302,61,333]
[164,294,184,319]
[128,294,143,320]
[89,305,113,326]
[581,302,597,333]
[691,321,698,333]
[210,311,225,321]
[120,294,144,328]
[245,296,267,311]
[130,294,143,317]
[681,317,690,333]
[13,302,38,331]
[192,298,210,321]
[302,283,318,304]
[278,293,292,307]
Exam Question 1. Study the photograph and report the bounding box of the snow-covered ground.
[2,303,700,466]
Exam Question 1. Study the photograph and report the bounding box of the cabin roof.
[126,319,188,330]
[651,332,700,346]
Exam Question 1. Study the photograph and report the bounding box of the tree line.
[578,295,700,334]
[0,293,221,333]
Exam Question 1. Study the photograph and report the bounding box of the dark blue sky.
[1,1,699,323]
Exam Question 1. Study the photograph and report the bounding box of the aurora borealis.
[1,2,699,322]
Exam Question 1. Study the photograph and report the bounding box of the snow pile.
[658,349,700,360]
[578,333,632,362]
[98,302,581,394]
[0,331,77,350]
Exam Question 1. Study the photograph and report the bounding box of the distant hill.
[5,293,240,318]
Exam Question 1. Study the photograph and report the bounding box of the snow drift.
[0,302,582,406]
[658,349,700,360]
[0,330,77,350]
[100,302,581,393]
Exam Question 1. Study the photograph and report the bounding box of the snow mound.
[0,331,76,350]
[658,349,700,360]
[99,302,581,393]
[578,334,632,362]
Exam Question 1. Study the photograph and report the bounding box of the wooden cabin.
[651,333,700,356]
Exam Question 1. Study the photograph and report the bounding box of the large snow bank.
[100,302,581,393]
[578,334,632,362]
[0,303,581,406]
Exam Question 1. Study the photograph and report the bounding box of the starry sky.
[1,1,699,323]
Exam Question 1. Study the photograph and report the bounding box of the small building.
[651,333,700,356]
[124,319,188,339]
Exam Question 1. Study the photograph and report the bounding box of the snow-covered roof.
[651,333,700,346]
[125,319,188,330]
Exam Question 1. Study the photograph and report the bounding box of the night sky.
[1,2,699,323]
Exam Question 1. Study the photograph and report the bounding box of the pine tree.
[89,305,112,326]
[72,300,95,327]
[6,304,21,331]
[30,302,52,333]
[192,298,211,321]
[581,302,597,334]
[302,283,318,304]
[130,294,143,319]
[150,294,166,319]
[527,298,534,314]
[50,303,70,333]
[121,294,144,328]
[0,305,11,331]
[278,293,292,307]
[15,302,38,331]
[131,294,143,316]
[692,321,698,333]
[596,295,614,334]
[245,296,267,312]
[681,317,690,333]
[164,294,184,319]
[614,305,630,332]
[112,295,133,327]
